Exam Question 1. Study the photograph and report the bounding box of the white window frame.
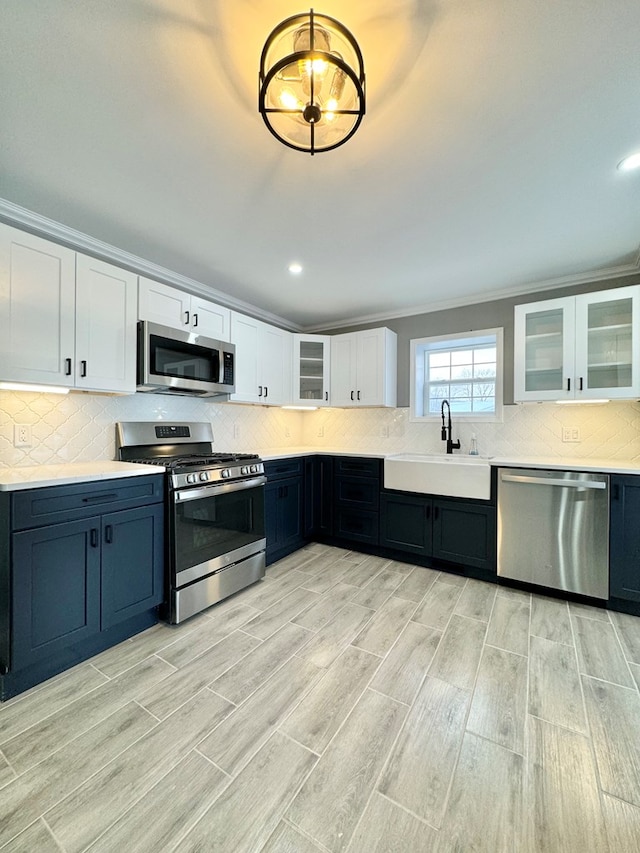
[410,327,504,422]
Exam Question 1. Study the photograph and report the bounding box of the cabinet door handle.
[258,385,263,397]
[613,483,620,501]
[80,360,87,378]
[264,386,268,399]
[90,528,99,548]
[184,310,190,325]
[325,391,328,401]
[350,391,354,401]
[284,485,288,497]
[193,313,198,327]
[425,505,431,520]
[104,524,113,544]
[65,357,72,376]
[567,378,571,392]
[82,493,117,504]
[357,390,361,401]
[579,377,584,391]
[434,506,439,521]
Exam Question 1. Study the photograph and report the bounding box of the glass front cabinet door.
[514,297,576,401]
[514,285,640,402]
[574,287,640,399]
[292,334,331,406]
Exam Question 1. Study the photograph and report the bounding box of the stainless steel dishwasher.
[497,468,609,599]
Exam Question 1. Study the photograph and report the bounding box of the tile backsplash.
[1,392,639,466]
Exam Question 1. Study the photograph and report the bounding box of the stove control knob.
[186,473,197,484]
[250,464,258,473]
[199,471,209,482]
[221,469,230,478]
[241,466,249,475]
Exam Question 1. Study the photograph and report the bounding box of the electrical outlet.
[14,424,32,447]
[562,427,581,442]
[381,425,389,438]
[571,428,581,442]
[317,425,324,437]
[233,423,240,439]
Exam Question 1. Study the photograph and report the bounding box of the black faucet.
[441,399,461,454]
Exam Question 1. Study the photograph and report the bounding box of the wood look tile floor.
[2,544,640,852]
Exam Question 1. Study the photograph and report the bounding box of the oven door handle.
[174,475,267,503]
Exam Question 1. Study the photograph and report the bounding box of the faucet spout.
[440,399,461,454]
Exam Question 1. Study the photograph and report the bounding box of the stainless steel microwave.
[137,321,236,397]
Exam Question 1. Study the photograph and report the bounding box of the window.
[410,328,503,421]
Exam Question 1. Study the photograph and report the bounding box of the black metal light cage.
[259,9,366,155]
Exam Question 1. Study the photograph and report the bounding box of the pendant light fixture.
[259,9,365,155]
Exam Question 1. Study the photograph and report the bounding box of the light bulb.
[279,90,299,110]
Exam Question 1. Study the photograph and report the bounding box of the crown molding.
[0,197,301,332]
[303,256,640,331]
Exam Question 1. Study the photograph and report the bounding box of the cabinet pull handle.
[264,386,268,399]
[184,310,190,325]
[325,391,328,401]
[579,377,584,391]
[80,360,87,378]
[567,378,571,392]
[613,484,620,501]
[284,485,288,497]
[434,506,439,521]
[258,385,263,397]
[105,524,113,544]
[193,313,198,327]
[90,528,99,548]
[425,505,431,520]
[65,357,72,376]
[82,493,117,504]
[350,391,354,401]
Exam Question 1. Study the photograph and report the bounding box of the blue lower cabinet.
[12,519,102,669]
[610,475,640,605]
[101,504,165,630]
[265,477,304,564]
[2,475,165,700]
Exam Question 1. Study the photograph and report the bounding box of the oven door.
[171,477,266,587]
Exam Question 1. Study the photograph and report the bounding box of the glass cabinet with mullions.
[514,285,640,401]
[292,334,331,406]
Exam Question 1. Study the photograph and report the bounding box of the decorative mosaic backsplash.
[1,391,639,466]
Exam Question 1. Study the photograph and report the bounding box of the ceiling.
[1,0,640,330]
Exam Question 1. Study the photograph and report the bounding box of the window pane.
[451,350,473,366]
[450,399,471,412]
[450,383,471,398]
[472,397,495,412]
[474,347,496,363]
[429,366,450,382]
[451,364,473,380]
[429,352,450,368]
[474,363,496,379]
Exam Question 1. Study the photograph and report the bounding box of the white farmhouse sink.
[384,453,492,500]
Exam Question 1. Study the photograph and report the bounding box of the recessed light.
[617,152,640,172]
[288,262,303,275]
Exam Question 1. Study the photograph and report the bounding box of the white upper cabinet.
[330,327,397,407]
[138,277,230,341]
[0,224,137,393]
[229,312,292,406]
[292,334,331,406]
[75,255,137,393]
[514,285,640,401]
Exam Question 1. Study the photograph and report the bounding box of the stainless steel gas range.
[116,422,266,623]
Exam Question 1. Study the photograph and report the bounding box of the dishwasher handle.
[500,473,606,490]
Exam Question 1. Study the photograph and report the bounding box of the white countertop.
[2,451,639,492]
[259,447,640,475]
[0,461,166,491]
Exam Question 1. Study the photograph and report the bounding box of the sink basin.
[384,453,492,500]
